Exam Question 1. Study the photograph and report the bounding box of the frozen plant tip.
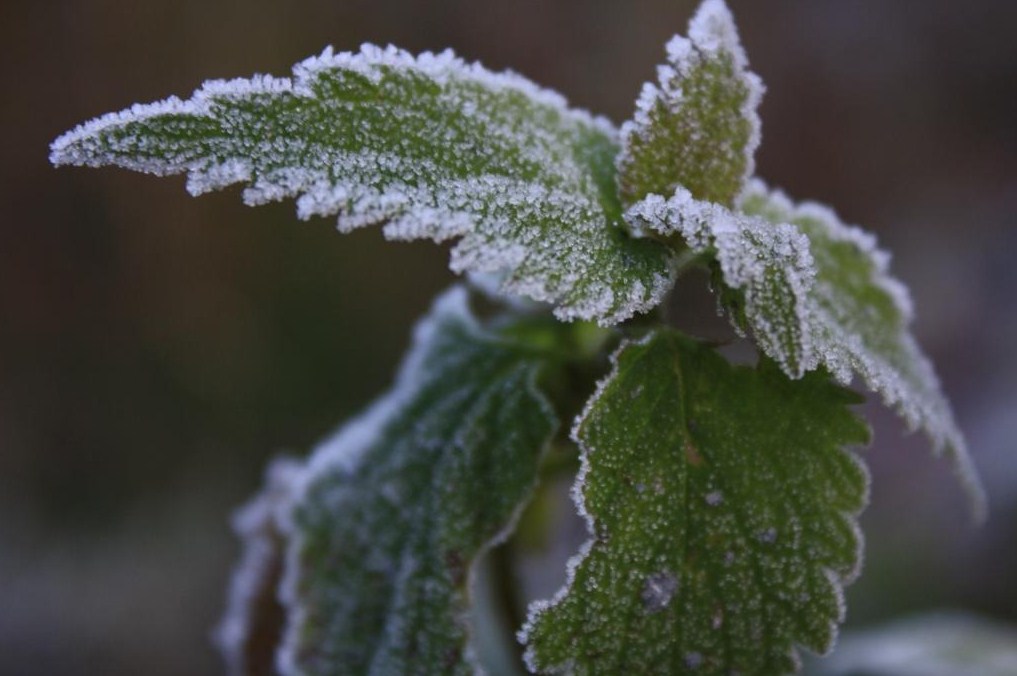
[52,0,986,673]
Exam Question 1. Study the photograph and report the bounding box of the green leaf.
[50,45,674,325]
[522,331,870,675]
[617,0,763,207]
[626,182,987,522]
[277,287,561,675]
[627,188,815,377]
[738,181,987,521]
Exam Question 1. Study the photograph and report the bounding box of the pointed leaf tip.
[738,181,986,523]
[618,0,764,208]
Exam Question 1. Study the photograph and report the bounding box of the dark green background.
[2,1,1015,673]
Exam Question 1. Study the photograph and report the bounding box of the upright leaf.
[522,331,870,675]
[276,287,561,675]
[617,0,764,207]
[626,183,986,521]
[50,45,674,324]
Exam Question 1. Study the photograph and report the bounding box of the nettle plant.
[52,1,986,674]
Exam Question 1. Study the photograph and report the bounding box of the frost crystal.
[618,0,764,207]
[215,458,303,676]
[50,44,674,325]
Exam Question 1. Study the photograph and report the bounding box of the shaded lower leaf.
[522,331,870,675]
[277,287,562,675]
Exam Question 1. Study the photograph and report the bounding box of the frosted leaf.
[521,332,871,674]
[50,45,674,325]
[626,188,816,376]
[617,0,764,207]
[626,180,986,521]
[216,458,303,676]
[738,181,986,522]
[276,286,560,675]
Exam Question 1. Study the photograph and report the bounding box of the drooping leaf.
[617,0,764,207]
[522,331,870,675]
[625,182,986,521]
[50,45,675,324]
[276,287,561,675]
[738,181,986,521]
[626,188,815,377]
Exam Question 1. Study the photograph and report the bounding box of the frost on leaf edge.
[50,43,677,327]
[215,457,303,675]
[270,285,558,675]
[518,332,870,673]
[738,180,987,522]
[50,43,616,173]
[618,0,765,205]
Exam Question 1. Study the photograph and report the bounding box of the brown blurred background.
[1,0,1015,674]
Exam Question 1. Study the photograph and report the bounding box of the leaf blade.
[618,0,764,207]
[50,45,674,324]
[275,286,561,675]
[522,331,870,675]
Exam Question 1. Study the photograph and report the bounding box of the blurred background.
[1,0,1015,673]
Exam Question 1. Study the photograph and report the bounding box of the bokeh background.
[2,0,1015,673]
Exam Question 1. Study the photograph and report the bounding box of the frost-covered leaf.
[50,45,674,324]
[522,331,870,675]
[277,287,561,675]
[627,188,815,376]
[738,181,986,521]
[617,0,763,207]
[626,182,986,521]
[216,458,302,676]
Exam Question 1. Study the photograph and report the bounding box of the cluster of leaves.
[52,0,985,673]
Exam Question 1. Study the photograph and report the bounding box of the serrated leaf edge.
[519,333,871,674]
[618,0,765,204]
[740,180,987,523]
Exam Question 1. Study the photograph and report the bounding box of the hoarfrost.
[738,180,987,522]
[618,0,764,207]
[522,331,871,674]
[627,187,816,377]
[50,43,675,325]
